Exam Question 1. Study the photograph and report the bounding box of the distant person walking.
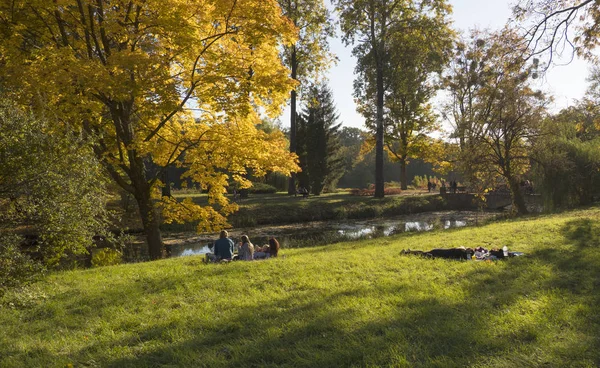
[427,180,432,193]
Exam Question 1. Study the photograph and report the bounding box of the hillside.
[1,207,599,367]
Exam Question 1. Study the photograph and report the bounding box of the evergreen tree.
[296,84,345,195]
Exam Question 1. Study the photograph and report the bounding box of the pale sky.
[280,0,592,130]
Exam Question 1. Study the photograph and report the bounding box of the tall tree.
[445,29,547,215]
[0,0,299,259]
[334,0,452,198]
[296,83,345,194]
[357,15,454,189]
[278,0,336,194]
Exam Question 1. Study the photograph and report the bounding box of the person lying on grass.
[401,247,474,260]
[402,246,509,260]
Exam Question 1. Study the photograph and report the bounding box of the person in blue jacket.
[213,230,234,261]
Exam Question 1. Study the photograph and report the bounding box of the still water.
[168,211,491,258]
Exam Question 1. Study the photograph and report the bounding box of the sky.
[280,0,592,130]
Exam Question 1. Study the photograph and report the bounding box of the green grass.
[2,207,600,367]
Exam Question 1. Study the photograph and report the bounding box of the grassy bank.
[2,207,600,367]
[164,191,449,231]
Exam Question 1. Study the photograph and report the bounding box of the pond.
[166,210,498,258]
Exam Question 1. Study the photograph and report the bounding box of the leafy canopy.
[0,0,300,238]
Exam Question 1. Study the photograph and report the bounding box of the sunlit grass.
[2,206,599,367]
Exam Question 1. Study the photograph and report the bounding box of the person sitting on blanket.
[254,244,270,259]
[238,235,255,261]
[268,236,280,257]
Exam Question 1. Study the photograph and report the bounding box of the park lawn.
[1,207,600,367]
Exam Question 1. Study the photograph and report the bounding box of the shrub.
[384,181,402,188]
[0,235,45,296]
[248,182,277,194]
[384,188,403,195]
[91,248,123,267]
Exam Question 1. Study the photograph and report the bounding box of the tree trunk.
[400,159,408,190]
[129,154,165,260]
[508,177,528,215]
[161,167,171,197]
[374,59,385,198]
[136,189,164,260]
[288,46,298,195]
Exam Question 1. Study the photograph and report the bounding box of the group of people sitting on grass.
[205,230,280,263]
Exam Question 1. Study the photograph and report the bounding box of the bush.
[248,182,277,194]
[91,248,123,267]
[0,235,45,296]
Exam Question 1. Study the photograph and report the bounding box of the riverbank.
[162,191,453,232]
[163,210,500,257]
[2,206,599,367]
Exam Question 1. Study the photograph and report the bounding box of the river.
[164,210,499,258]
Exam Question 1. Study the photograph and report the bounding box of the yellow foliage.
[0,0,300,239]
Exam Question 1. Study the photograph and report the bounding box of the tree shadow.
[561,218,600,248]
[6,217,600,367]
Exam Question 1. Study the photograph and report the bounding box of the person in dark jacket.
[213,230,234,261]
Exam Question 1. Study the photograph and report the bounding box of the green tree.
[334,0,452,197]
[296,84,345,195]
[278,0,336,194]
[533,102,600,208]
[445,29,547,215]
[0,102,110,267]
[357,15,454,189]
[532,69,600,208]
[0,0,299,259]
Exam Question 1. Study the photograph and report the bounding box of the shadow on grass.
[96,285,492,368]
[6,216,600,367]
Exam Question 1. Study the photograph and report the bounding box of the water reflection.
[170,216,471,257]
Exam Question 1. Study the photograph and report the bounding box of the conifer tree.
[296,84,345,195]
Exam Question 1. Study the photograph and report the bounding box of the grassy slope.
[2,207,600,367]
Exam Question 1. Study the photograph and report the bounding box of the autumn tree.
[296,83,345,194]
[334,0,452,198]
[445,29,547,214]
[0,0,299,259]
[278,0,336,194]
